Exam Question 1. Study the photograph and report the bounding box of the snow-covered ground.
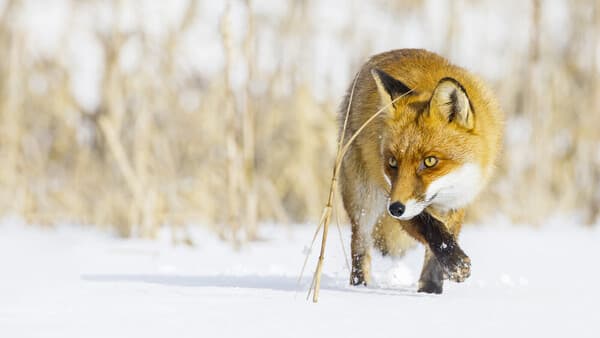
[1,220,598,338]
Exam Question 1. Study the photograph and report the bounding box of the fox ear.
[429,78,474,129]
[371,68,412,113]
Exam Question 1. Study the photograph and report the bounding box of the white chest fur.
[426,163,483,211]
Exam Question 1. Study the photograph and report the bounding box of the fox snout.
[388,201,405,218]
[387,198,428,220]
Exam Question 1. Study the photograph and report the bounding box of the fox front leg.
[350,222,372,286]
[418,248,444,294]
[414,212,471,283]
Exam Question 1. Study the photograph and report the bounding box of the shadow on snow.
[81,273,426,297]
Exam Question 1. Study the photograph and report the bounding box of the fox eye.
[388,157,398,169]
[423,156,438,168]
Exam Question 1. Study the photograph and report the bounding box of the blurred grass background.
[0,0,598,243]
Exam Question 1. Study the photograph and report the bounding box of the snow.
[1,220,598,338]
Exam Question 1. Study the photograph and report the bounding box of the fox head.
[371,68,487,220]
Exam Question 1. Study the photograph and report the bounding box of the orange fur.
[339,49,503,288]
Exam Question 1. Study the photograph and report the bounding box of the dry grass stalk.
[220,1,242,246]
[306,71,413,302]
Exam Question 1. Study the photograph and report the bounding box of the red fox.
[339,49,503,294]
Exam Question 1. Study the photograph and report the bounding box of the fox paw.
[418,280,443,294]
[436,245,471,283]
[350,270,368,286]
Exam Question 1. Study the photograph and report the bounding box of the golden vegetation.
[0,0,598,243]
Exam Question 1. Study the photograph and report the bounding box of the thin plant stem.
[310,89,412,303]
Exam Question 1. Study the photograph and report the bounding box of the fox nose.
[388,201,405,218]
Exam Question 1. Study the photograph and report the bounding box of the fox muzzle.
[388,201,406,218]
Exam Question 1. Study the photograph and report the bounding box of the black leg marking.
[350,252,368,286]
[418,249,444,294]
[414,212,471,283]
